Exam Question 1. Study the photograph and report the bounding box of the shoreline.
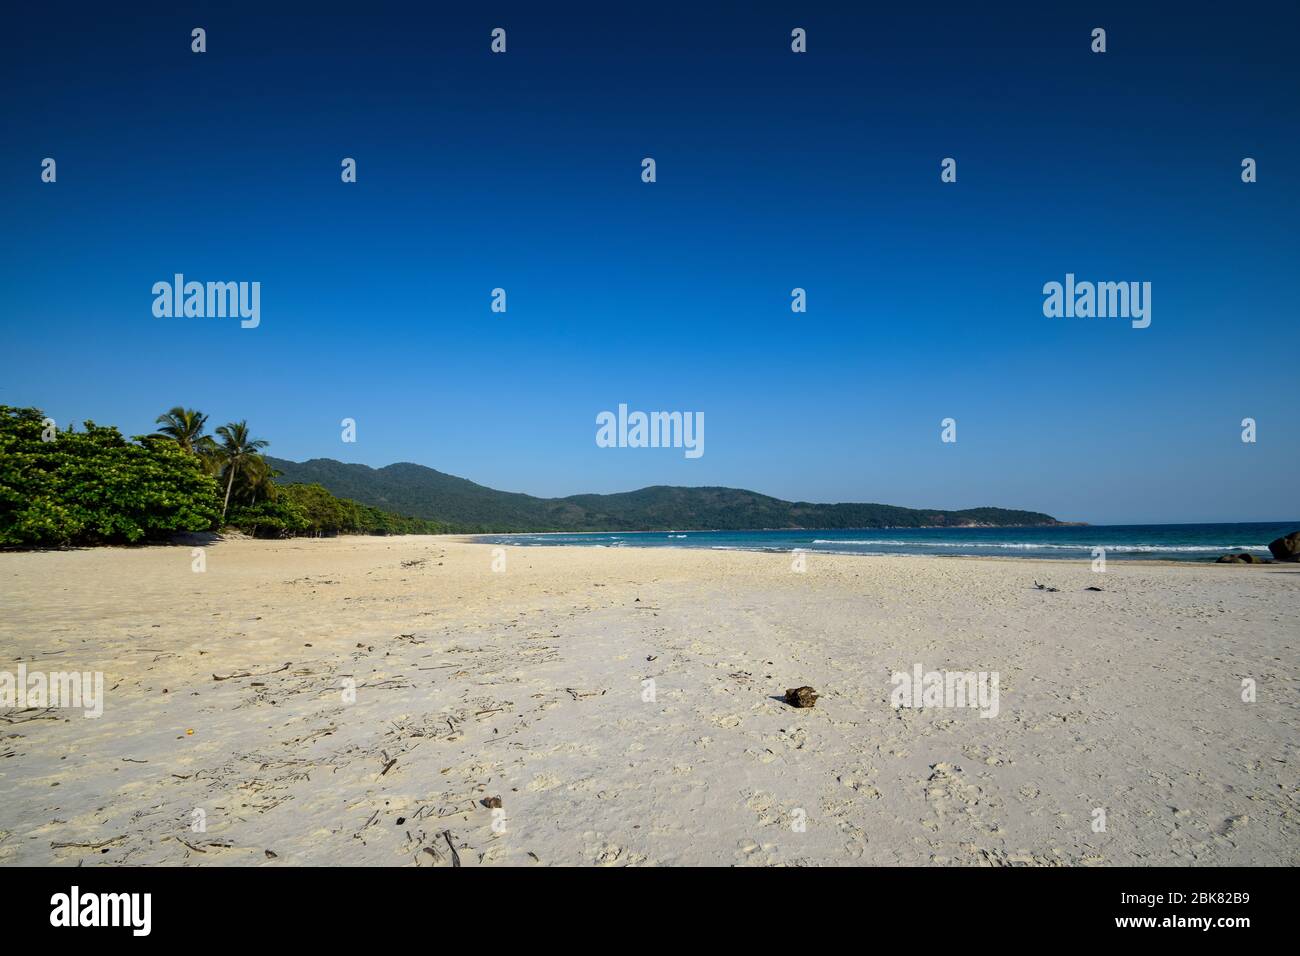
[466,535,1292,567]
[4,533,1292,568]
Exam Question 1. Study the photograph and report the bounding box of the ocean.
[477,522,1298,562]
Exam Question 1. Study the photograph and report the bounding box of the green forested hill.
[264,457,1066,533]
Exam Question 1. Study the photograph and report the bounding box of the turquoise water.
[478,522,1298,562]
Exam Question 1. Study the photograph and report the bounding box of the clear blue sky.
[3,2,1297,524]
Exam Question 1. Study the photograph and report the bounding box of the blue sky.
[3,2,1297,523]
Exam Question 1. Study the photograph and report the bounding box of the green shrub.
[225,499,308,538]
[0,406,221,547]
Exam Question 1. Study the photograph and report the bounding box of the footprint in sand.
[837,774,882,799]
[924,762,998,833]
[525,774,560,793]
[963,744,1013,767]
[583,832,647,866]
[735,838,779,865]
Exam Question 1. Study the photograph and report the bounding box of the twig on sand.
[175,837,234,853]
[51,835,126,850]
[441,830,462,867]
[213,662,292,681]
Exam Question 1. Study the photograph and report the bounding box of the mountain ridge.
[264,456,1075,533]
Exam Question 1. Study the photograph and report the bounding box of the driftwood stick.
[51,835,127,850]
[442,830,462,867]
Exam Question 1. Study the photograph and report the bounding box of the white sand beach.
[1,537,1295,866]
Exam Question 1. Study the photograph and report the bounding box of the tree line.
[0,405,449,547]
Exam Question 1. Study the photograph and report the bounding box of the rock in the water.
[1216,553,1259,563]
[784,686,819,708]
[1267,531,1300,562]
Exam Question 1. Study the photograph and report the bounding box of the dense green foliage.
[0,406,220,546]
[227,483,447,538]
[266,456,1065,533]
[1,406,445,548]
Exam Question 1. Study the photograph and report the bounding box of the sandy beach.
[1,536,1295,867]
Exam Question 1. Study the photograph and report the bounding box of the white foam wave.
[809,539,1268,552]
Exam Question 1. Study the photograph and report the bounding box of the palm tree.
[214,421,269,521]
[151,407,209,454]
[238,455,279,507]
[194,434,223,476]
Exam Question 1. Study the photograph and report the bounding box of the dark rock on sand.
[1267,531,1300,562]
[784,686,819,708]
[481,796,503,809]
[1218,552,1263,564]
